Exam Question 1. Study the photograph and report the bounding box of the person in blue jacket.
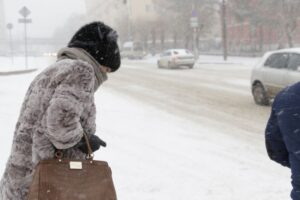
[265,82,300,200]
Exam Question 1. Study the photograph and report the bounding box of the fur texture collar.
[57,47,107,91]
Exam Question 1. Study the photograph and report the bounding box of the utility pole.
[18,6,32,69]
[190,4,199,59]
[6,23,14,66]
[124,0,133,42]
[221,0,228,61]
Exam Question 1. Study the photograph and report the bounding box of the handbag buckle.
[69,161,82,169]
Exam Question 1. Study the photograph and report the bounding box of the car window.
[287,53,300,71]
[173,50,189,55]
[161,51,169,56]
[133,46,143,51]
[264,53,288,69]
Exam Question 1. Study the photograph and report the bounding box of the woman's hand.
[77,134,107,154]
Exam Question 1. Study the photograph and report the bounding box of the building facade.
[85,0,158,43]
[85,0,157,25]
[127,0,157,23]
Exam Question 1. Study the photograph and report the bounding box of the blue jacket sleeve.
[265,108,290,167]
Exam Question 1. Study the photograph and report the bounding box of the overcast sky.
[3,0,86,38]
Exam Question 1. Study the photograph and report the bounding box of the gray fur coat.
[0,47,107,200]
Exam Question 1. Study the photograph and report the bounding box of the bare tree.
[229,0,300,50]
[277,0,300,47]
[153,0,217,50]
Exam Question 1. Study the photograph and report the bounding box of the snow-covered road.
[0,56,291,199]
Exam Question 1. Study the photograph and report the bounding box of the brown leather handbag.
[27,133,117,200]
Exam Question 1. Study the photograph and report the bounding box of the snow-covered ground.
[0,56,292,199]
[0,56,56,72]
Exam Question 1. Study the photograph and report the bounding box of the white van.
[121,41,145,59]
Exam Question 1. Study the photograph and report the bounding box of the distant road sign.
[19,6,31,18]
[6,23,13,29]
[18,6,31,69]
[192,10,197,17]
[18,19,32,23]
[190,17,198,28]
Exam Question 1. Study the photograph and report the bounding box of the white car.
[157,49,195,69]
[251,48,300,105]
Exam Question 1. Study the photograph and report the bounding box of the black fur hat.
[68,21,121,72]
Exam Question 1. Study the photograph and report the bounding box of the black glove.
[77,134,107,154]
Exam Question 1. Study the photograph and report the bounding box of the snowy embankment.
[0,56,291,199]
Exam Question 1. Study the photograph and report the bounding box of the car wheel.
[252,83,270,106]
[167,61,172,69]
[157,61,162,68]
[188,64,194,69]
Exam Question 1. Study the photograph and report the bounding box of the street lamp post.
[221,0,228,61]
[198,0,228,60]
[6,23,14,66]
[124,0,133,42]
[190,7,199,59]
[18,6,32,69]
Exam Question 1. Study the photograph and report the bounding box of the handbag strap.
[55,132,94,160]
[83,132,94,160]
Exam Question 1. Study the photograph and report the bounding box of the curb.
[0,69,37,76]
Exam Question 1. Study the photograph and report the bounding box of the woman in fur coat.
[0,21,121,200]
